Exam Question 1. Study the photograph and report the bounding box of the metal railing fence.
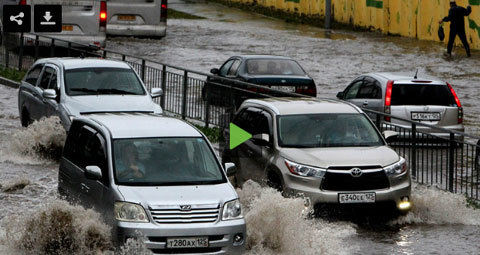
[1,32,479,202]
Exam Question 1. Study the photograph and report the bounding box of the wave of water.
[0,116,66,165]
[392,183,480,226]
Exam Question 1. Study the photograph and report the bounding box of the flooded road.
[1,0,480,254]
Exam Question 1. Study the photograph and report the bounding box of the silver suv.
[58,113,246,253]
[337,72,464,138]
[223,98,412,212]
[18,58,163,130]
[106,0,167,37]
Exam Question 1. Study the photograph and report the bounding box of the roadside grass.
[466,196,480,210]
[168,9,205,19]
[0,67,26,82]
[192,124,222,143]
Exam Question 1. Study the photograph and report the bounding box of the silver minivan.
[106,0,167,37]
[58,113,246,253]
[18,58,163,130]
[2,0,107,48]
[337,72,464,139]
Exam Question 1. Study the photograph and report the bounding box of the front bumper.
[107,24,166,37]
[114,219,246,254]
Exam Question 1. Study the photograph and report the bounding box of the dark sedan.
[202,55,316,105]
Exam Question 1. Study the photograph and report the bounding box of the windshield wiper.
[70,88,98,94]
[97,88,139,95]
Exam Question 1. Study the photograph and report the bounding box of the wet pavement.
[1,0,480,254]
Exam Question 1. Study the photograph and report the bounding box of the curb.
[0,76,20,89]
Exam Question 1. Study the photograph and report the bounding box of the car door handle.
[363,101,369,106]
[81,183,90,192]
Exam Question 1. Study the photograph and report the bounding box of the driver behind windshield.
[116,143,146,181]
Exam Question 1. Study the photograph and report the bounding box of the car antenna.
[79,52,85,59]
[414,69,418,79]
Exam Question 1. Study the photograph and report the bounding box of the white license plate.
[411,112,441,121]
[271,86,295,92]
[339,193,375,203]
[166,237,209,248]
[118,15,136,21]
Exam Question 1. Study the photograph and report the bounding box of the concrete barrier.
[222,0,480,50]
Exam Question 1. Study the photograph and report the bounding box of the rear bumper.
[107,24,166,37]
[114,219,246,254]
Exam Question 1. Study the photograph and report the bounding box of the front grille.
[148,235,224,243]
[149,204,220,224]
[321,169,390,191]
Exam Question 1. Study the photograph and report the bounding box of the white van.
[106,0,167,37]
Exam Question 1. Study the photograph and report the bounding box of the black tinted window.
[245,59,305,75]
[63,124,96,167]
[85,133,108,183]
[220,60,234,76]
[344,80,362,99]
[38,67,54,90]
[227,60,241,76]
[391,84,456,106]
[25,65,43,85]
[357,79,381,99]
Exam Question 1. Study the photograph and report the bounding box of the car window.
[391,84,456,106]
[63,124,96,168]
[65,68,146,96]
[344,80,363,99]
[38,67,54,90]
[113,137,226,185]
[227,60,241,76]
[232,108,260,134]
[245,59,305,75]
[25,65,44,86]
[356,78,382,99]
[84,133,108,184]
[219,60,235,76]
[251,111,271,136]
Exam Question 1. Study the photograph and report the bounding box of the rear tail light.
[295,85,316,96]
[19,0,26,5]
[384,80,393,122]
[446,82,462,124]
[100,1,107,32]
[161,0,168,23]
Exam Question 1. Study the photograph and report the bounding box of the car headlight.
[284,159,326,178]
[114,202,149,223]
[222,199,243,221]
[384,157,407,176]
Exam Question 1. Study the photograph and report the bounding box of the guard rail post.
[205,82,210,128]
[376,114,381,131]
[449,133,455,192]
[34,35,39,60]
[141,59,146,81]
[411,123,417,178]
[160,65,166,109]
[50,39,55,57]
[67,42,71,57]
[18,33,24,71]
[182,70,188,120]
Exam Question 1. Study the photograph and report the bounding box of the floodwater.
[1,0,480,254]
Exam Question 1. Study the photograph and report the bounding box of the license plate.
[118,15,136,21]
[271,86,295,92]
[411,112,441,121]
[166,237,209,248]
[62,25,73,31]
[339,193,375,203]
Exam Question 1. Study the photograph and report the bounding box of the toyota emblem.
[180,205,192,211]
[350,168,363,177]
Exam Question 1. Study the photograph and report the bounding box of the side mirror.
[43,89,57,99]
[210,68,219,75]
[252,133,270,147]
[224,162,237,177]
[336,91,344,99]
[151,88,163,98]
[383,130,398,142]
[85,165,102,180]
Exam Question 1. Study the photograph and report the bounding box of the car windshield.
[391,84,456,106]
[65,68,146,96]
[277,113,384,148]
[113,137,226,186]
[246,59,305,75]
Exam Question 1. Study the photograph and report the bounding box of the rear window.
[246,59,305,75]
[391,84,456,106]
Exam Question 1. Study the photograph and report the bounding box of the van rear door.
[107,0,161,26]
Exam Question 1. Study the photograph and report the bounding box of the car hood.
[116,183,238,206]
[280,146,400,168]
[64,95,162,115]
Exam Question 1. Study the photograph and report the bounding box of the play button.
[229,123,252,150]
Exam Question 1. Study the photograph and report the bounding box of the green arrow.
[229,123,252,150]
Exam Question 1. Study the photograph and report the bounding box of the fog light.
[398,197,412,211]
[233,233,244,245]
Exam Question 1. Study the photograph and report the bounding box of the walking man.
[439,0,472,57]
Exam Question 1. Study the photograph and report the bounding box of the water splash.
[237,180,357,255]
[2,200,112,255]
[0,116,66,164]
[391,183,480,225]
[1,177,30,193]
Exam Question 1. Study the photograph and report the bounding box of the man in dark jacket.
[439,0,472,57]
